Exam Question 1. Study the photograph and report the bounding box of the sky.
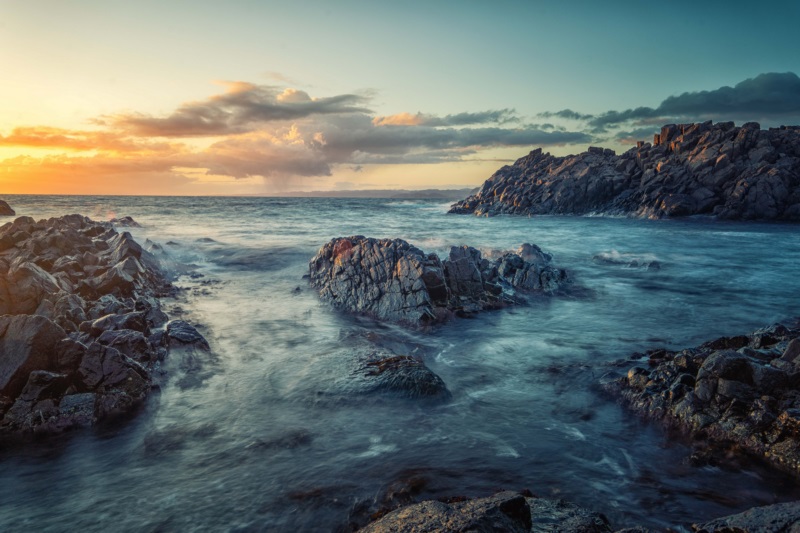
[1,0,799,196]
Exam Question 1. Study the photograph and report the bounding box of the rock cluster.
[450,121,800,220]
[0,214,201,438]
[361,489,800,532]
[309,237,569,324]
[605,321,800,476]
[0,200,14,216]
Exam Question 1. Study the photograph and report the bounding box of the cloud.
[107,81,372,137]
[587,72,800,132]
[537,109,595,121]
[0,126,178,153]
[373,109,518,127]
[2,80,596,193]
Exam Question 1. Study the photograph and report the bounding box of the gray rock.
[605,321,800,476]
[310,236,569,325]
[360,491,532,533]
[166,320,210,350]
[693,500,800,532]
[0,315,66,398]
[450,121,800,221]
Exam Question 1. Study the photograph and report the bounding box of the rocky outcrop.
[360,491,623,532]
[309,237,569,325]
[450,121,800,220]
[604,321,800,476]
[693,500,800,532]
[0,214,206,439]
[0,200,14,216]
[360,491,533,533]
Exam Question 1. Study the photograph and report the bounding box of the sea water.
[1,195,799,531]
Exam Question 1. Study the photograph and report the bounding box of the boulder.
[0,200,14,216]
[361,354,450,400]
[360,491,532,533]
[0,315,66,398]
[310,237,569,325]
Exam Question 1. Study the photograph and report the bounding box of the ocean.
[1,195,799,531]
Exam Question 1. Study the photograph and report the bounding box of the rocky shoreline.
[0,213,208,439]
[604,320,800,477]
[309,236,800,531]
[450,121,800,220]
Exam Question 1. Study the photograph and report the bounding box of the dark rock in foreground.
[0,200,14,216]
[360,491,532,533]
[360,490,622,532]
[0,214,207,439]
[693,500,800,532]
[450,121,800,220]
[309,236,569,325]
[605,321,800,476]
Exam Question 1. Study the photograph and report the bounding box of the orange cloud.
[0,126,180,153]
[372,112,425,126]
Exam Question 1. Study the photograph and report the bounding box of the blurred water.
[1,195,799,531]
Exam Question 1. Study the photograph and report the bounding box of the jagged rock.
[0,200,14,216]
[165,320,209,350]
[109,216,142,227]
[692,500,800,532]
[604,320,800,476]
[360,491,532,533]
[0,315,66,398]
[450,122,800,220]
[309,236,569,324]
[0,214,178,440]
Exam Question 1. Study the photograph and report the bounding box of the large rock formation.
[604,321,800,476]
[0,214,203,439]
[0,200,14,216]
[450,121,800,220]
[309,237,569,324]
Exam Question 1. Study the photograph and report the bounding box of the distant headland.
[450,121,800,220]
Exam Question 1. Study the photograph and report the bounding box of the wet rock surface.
[0,214,208,439]
[360,491,532,533]
[450,121,800,220]
[692,500,800,532]
[309,236,569,325]
[359,490,628,532]
[604,320,800,476]
[0,200,14,216]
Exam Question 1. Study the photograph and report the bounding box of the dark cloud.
[317,113,591,163]
[110,83,371,137]
[589,72,800,131]
[537,109,595,121]
[373,109,518,127]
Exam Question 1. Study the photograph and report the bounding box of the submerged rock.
[361,354,450,400]
[450,121,800,220]
[0,200,14,216]
[309,236,569,325]
[605,320,800,476]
